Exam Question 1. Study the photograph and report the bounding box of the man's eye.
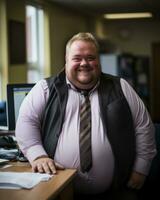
[73,58,81,62]
[87,57,95,61]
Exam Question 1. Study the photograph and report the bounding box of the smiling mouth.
[78,70,91,75]
[78,68,92,72]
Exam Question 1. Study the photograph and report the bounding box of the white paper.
[0,158,9,164]
[0,172,53,189]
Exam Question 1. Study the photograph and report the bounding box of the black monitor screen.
[7,83,35,130]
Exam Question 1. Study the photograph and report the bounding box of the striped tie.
[79,92,92,172]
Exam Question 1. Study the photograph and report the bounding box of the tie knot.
[81,90,89,97]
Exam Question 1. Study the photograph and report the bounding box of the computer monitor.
[7,83,35,130]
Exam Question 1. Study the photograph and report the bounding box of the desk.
[0,162,77,200]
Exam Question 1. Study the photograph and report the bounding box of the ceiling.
[49,0,160,19]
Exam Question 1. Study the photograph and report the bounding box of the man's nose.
[80,58,88,66]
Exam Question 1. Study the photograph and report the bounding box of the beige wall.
[99,19,160,56]
[49,5,89,75]
[6,0,27,83]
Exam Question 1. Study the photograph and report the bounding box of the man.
[16,32,156,199]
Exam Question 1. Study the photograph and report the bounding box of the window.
[26,5,44,83]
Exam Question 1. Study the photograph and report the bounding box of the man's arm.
[15,79,64,174]
[120,78,157,189]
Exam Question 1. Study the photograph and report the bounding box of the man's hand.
[127,171,146,190]
[31,156,64,174]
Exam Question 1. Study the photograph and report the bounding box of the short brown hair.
[66,32,99,55]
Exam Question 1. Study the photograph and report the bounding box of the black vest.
[42,70,136,189]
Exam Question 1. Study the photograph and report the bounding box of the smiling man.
[16,32,156,200]
[65,37,100,90]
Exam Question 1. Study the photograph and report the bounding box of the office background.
[0,0,160,122]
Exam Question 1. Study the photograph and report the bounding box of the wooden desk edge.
[0,162,77,200]
[48,169,77,200]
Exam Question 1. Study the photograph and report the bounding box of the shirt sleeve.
[15,79,49,163]
[120,78,157,175]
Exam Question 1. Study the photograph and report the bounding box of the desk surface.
[0,162,77,200]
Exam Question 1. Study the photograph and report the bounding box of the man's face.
[65,40,101,90]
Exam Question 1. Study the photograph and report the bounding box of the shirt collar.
[66,76,99,95]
